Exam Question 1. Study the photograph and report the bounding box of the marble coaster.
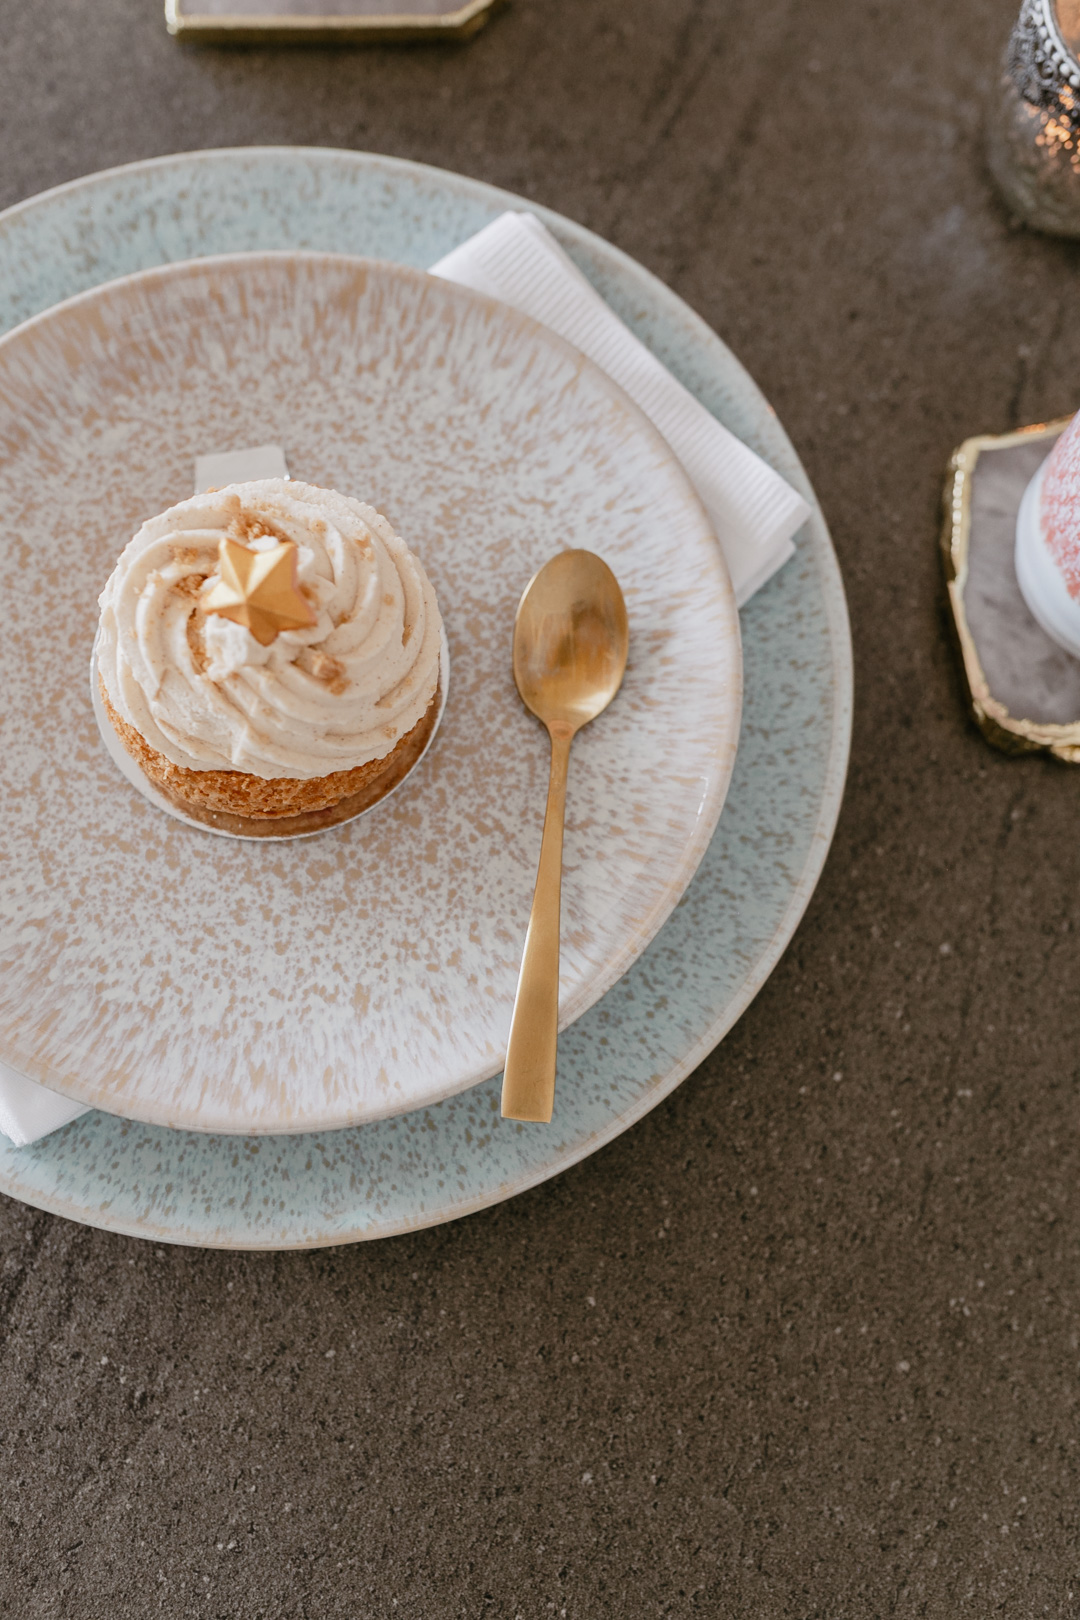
[942,420,1080,759]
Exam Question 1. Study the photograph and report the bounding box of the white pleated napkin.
[1,215,809,1147]
[0,1063,88,1148]
[431,212,809,605]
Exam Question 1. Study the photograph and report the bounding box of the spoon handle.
[501,725,573,1122]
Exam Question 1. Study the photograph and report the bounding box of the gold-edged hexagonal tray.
[941,415,1080,762]
[165,0,503,44]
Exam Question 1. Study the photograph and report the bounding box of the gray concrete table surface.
[0,0,1077,1614]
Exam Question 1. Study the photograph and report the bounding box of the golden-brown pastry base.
[101,679,441,838]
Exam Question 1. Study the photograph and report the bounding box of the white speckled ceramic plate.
[0,249,740,1135]
[0,150,850,1247]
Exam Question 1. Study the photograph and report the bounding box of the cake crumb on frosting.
[307,650,347,694]
[228,508,289,548]
[174,572,208,598]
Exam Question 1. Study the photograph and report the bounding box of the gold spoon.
[501,549,629,1123]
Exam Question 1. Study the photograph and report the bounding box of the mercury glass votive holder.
[989,0,1080,236]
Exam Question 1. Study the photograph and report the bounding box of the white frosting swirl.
[97,479,443,780]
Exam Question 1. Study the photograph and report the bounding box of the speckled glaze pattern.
[0,251,739,1132]
[0,150,851,1246]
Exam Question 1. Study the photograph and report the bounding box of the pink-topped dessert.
[1016,412,1080,659]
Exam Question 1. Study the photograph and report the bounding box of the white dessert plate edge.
[0,246,740,1135]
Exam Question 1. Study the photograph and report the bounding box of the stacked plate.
[0,149,851,1249]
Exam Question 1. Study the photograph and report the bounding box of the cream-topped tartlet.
[97,478,443,834]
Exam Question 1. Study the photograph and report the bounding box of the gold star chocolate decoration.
[203,536,316,647]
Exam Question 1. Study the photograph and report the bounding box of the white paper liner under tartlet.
[90,628,450,842]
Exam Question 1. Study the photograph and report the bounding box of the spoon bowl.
[514,550,629,734]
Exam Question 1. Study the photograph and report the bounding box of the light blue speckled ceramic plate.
[0,148,851,1248]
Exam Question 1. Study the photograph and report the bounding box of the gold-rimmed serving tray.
[941,415,1080,762]
[165,0,503,44]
